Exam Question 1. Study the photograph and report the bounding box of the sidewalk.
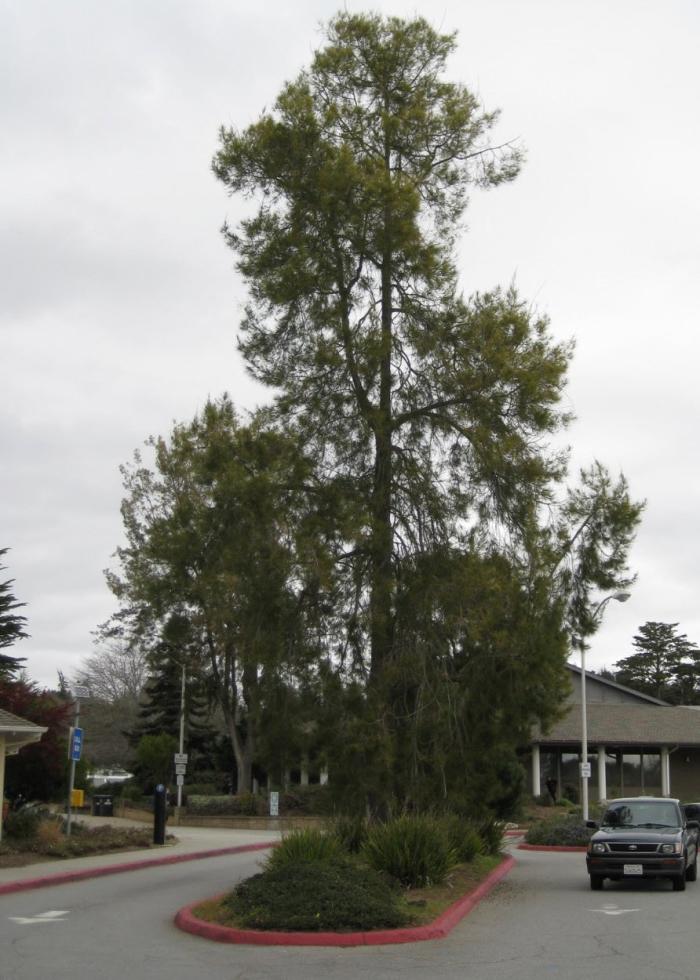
[0,814,280,891]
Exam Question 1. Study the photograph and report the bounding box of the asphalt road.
[1,844,699,980]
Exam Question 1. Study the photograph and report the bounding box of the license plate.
[623,864,643,875]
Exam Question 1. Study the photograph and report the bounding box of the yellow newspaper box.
[70,789,84,808]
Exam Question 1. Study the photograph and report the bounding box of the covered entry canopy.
[530,666,700,803]
[0,708,47,842]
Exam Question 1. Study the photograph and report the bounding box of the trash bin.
[92,794,114,817]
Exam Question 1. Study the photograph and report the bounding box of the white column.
[319,767,329,786]
[300,756,309,786]
[597,746,607,805]
[531,744,541,797]
[661,746,670,796]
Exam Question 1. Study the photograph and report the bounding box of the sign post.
[65,686,90,836]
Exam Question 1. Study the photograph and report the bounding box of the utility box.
[71,789,85,808]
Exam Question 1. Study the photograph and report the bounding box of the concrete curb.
[174,854,516,947]
[0,842,274,896]
[517,843,587,852]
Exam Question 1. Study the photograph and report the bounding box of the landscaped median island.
[175,817,514,947]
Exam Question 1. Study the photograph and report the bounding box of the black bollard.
[153,784,167,845]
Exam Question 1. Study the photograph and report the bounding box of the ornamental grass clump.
[265,828,345,871]
[361,815,458,887]
[224,862,406,932]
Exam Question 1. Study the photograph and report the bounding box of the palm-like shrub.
[361,815,458,887]
[265,828,344,870]
[330,814,369,854]
[439,814,483,862]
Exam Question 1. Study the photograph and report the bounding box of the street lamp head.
[612,591,631,603]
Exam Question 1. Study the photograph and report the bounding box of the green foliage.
[3,806,46,841]
[439,814,483,863]
[613,621,700,703]
[330,814,369,854]
[525,815,593,847]
[135,733,177,790]
[265,828,344,870]
[277,785,334,815]
[475,818,505,856]
[106,396,323,796]
[0,548,29,676]
[361,815,458,887]
[209,10,644,820]
[186,793,264,816]
[224,862,405,931]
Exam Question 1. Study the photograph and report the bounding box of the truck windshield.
[601,801,680,828]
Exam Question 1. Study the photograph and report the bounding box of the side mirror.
[585,820,599,829]
[686,820,700,831]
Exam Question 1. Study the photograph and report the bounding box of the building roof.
[0,708,47,753]
[534,703,700,748]
[566,663,669,706]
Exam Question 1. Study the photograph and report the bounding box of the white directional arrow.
[9,910,70,925]
[589,903,639,916]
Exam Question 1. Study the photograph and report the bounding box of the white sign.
[175,764,187,775]
[174,753,188,764]
[176,774,184,786]
[269,791,279,817]
[580,762,592,778]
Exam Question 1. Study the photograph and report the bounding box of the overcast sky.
[2,0,699,690]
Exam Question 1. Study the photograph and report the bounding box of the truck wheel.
[686,858,697,882]
[673,874,686,891]
[590,876,604,891]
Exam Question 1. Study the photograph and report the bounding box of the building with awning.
[530,665,700,805]
[0,708,47,841]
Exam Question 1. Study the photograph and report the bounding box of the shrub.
[186,793,264,816]
[4,806,45,841]
[476,818,504,856]
[265,828,344,871]
[277,785,334,815]
[330,813,369,854]
[439,814,483,863]
[183,783,219,797]
[224,862,405,931]
[525,814,593,847]
[361,815,458,887]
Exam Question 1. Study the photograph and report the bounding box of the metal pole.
[66,698,80,837]
[581,646,589,821]
[177,664,185,808]
[580,592,631,822]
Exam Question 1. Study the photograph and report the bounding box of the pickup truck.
[586,796,699,891]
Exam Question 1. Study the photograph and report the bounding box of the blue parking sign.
[70,727,83,762]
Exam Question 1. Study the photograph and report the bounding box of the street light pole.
[580,591,631,821]
[177,663,186,808]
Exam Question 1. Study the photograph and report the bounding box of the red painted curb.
[0,842,274,896]
[517,843,587,852]
[174,855,516,947]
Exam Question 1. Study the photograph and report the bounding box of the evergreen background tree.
[0,548,29,677]
[613,621,700,703]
